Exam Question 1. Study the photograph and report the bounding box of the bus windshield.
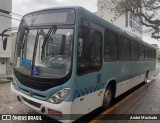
[14,26,73,78]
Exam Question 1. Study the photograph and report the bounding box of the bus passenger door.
[73,21,103,115]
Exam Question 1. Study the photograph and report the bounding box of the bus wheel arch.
[102,80,117,109]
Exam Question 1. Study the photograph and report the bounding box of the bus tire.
[102,84,113,109]
[144,72,149,83]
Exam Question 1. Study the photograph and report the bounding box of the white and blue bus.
[9,6,156,122]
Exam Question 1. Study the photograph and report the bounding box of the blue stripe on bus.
[74,83,105,98]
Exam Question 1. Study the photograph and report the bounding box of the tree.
[108,0,160,40]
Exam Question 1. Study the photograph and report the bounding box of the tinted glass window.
[154,49,156,60]
[131,41,139,60]
[139,45,144,60]
[144,47,149,60]
[104,29,118,61]
[149,49,152,61]
[77,25,102,74]
[150,49,156,61]
[119,36,130,61]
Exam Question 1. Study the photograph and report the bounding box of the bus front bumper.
[11,83,73,122]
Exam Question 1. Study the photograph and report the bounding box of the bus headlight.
[48,88,71,104]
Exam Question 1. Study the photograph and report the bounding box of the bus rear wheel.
[102,84,113,109]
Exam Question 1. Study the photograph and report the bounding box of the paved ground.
[91,64,160,123]
[0,82,36,123]
[91,78,160,123]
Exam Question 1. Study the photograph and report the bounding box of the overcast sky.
[12,0,97,27]
[12,0,160,47]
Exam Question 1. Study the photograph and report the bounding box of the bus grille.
[14,73,54,91]
[22,97,41,108]
[14,69,70,91]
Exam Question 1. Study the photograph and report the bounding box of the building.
[96,0,142,39]
[0,0,12,75]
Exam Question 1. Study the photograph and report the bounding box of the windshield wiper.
[41,25,57,50]
[41,25,57,61]
[21,28,29,49]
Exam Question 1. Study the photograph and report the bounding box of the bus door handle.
[97,74,101,84]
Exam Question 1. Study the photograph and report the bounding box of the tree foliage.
[109,0,160,39]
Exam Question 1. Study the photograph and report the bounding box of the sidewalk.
[91,75,160,123]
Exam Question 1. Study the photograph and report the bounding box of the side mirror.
[3,37,8,51]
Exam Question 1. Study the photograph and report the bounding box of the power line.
[0,14,21,21]
[0,9,22,17]
[0,9,10,14]
[11,12,22,17]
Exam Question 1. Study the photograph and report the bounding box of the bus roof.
[23,6,155,49]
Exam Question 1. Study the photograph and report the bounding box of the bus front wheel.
[102,84,113,109]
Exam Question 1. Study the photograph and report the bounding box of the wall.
[7,33,17,75]
[0,0,12,32]
[0,0,12,75]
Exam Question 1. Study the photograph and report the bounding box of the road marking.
[90,80,154,123]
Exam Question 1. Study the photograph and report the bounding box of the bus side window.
[154,49,156,60]
[78,38,83,59]
[144,47,149,61]
[119,36,130,61]
[131,41,139,61]
[139,45,145,60]
[104,29,118,61]
[77,24,102,75]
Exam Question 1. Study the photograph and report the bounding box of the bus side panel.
[72,60,155,117]
[72,72,105,115]
[101,61,156,98]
